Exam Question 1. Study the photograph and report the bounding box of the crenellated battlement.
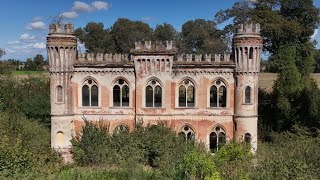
[76,53,131,64]
[235,23,260,35]
[131,41,177,54]
[49,23,74,34]
[175,53,232,64]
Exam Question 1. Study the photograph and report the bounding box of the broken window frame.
[209,126,226,153]
[145,80,162,108]
[210,80,227,108]
[82,79,99,107]
[178,79,195,107]
[113,79,130,107]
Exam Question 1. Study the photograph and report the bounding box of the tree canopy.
[74,18,227,54]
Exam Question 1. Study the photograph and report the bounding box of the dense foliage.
[74,18,227,54]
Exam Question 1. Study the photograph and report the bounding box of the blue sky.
[0,0,319,61]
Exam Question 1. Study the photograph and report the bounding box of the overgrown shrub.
[253,126,320,179]
[0,112,61,178]
[214,142,253,180]
[176,149,221,180]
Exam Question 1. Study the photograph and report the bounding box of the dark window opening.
[179,85,186,107]
[146,85,153,107]
[244,133,251,143]
[57,86,63,103]
[219,86,227,107]
[210,85,217,107]
[245,86,251,103]
[91,85,98,106]
[209,126,226,153]
[154,85,162,107]
[113,85,121,107]
[82,85,89,106]
[122,85,129,107]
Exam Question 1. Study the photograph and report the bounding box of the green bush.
[176,149,221,180]
[0,112,61,178]
[213,142,253,180]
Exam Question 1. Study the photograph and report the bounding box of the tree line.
[74,18,227,55]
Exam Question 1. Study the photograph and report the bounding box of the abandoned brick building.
[47,23,263,161]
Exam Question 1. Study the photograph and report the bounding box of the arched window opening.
[82,85,89,106]
[244,133,251,143]
[57,85,63,103]
[210,80,227,108]
[219,86,227,107]
[113,79,130,107]
[114,125,129,134]
[179,79,195,107]
[82,79,98,107]
[209,126,226,152]
[55,131,64,147]
[145,80,162,107]
[245,86,251,104]
[249,47,253,59]
[179,125,195,141]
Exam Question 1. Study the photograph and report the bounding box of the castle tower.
[46,23,77,161]
[233,23,263,151]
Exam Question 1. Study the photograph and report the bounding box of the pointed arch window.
[209,126,226,153]
[178,125,195,141]
[82,79,99,107]
[114,125,129,134]
[210,80,227,107]
[56,85,63,103]
[146,80,162,107]
[179,79,195,107]
[245,86,252,104]
[113,79,130,107]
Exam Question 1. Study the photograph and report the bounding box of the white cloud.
[91,1,110,10]
[32,43,46,49]
[72,1,92,12]
[7,41,21,45]
[60,11,79,19]
[20,33,36,42]
[26,21,46,30]
[311,28,319,41]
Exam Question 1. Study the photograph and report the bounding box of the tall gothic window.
[113,79,129,107]
[179,79,195,107]
[178,125,195,141]
[146,80,162,107]
[209,126,226,153]
[82,79,98,106]
[245,86,251,104]
[56,85,63,103]
[210,80,227,107]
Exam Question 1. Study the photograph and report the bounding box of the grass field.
[259,73,320,91]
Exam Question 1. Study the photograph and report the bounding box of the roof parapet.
[49,23,74,34]
[132,41,177,54]
[235,23,260,35]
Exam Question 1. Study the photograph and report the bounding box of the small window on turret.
[56,85,63,103]
[249,47,253,59]
[245,86,251,104]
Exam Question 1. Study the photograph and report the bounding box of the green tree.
[0,48,5,58]
[74,22,115,53]
[180,19,227,54]
[111,18,153,53]
[152,23,177,41]
[33,54,44,70]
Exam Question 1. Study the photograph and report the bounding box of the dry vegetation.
[259,73,320,91]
